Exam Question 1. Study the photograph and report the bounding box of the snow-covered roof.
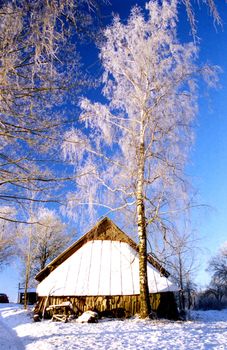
[36,217,178,296]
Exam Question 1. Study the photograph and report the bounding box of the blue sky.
[1,1,227,302]
[188,2,227,284]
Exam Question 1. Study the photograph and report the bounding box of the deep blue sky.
[1,1,227,301]
[186,2,227,283]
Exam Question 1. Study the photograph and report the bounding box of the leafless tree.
[205,243,227,305]
[17,206,74,308]
[0,0,104,222]
[31,207,74,276]
[209,243,227,284]
[0,207,17,267]
[0,0,222,223]
[204,278,226,304]
[151,227,199,311]
[62,1,218,317]
[181,0,222,38]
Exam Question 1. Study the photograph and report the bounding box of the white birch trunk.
[137,125,151,318]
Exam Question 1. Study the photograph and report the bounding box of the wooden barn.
[35,217,178,319]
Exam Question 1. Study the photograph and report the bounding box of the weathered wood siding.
[36,292,178,320]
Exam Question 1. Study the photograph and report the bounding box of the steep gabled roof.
[35,217,169,282]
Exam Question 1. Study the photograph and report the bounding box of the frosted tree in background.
[63,0,217,317]
[209,242,227,284]
[0,207,17,267]
[198,243,227,309]
[156,227,199,310]
[31,207,73,276]
[17,207,73,308]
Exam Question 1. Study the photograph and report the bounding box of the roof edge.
[35,217,170,282]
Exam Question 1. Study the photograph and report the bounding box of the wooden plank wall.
[37,293,164,318]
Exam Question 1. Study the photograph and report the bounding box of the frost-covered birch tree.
[181,0,222,37]
[62,0,217,318]
[0,0,104,220]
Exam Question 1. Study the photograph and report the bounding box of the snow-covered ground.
[0,303,227,350]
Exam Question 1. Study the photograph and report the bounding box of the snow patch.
[0,304,227,349]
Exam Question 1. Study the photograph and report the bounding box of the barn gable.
[36,217,177,297]
[36,217,169,283]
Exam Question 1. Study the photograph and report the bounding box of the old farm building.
[35,217,178,318]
